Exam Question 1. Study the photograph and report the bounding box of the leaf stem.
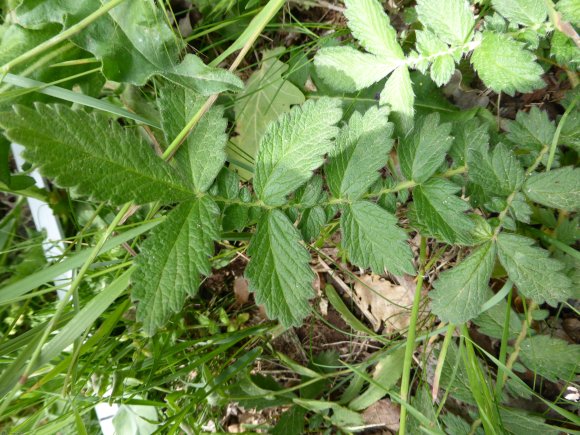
[0,0,127,79]
[399,236,427,435]
[546,94,578,171]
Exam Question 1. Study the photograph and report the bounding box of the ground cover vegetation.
[0,0,579,433]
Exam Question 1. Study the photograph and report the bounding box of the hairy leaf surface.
[413,179,474,244]
[246,210,314,327]
[159,84,227,192]
[326,107,393,199]
[524,167,580,211]
[491,0,548,26]
[379,66,414,119]
[468,142,524,196]
[343,0,404,59]
[341,201,414,276]
[132,197,220,335]
[507,107,555,150]
[0,104,193,204]
[254,98,342,206]
[431,242,496,323]
[416,0,475,46]
[399,113,454,183]
[471,32,545,96]
[497,233,574,305]
[519,335,580,382]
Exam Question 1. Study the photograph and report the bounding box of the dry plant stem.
[0,0,127,78]
[399,236,427,435]
[502,301,538,387]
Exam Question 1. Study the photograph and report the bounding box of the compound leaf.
[254,97,342,206]
[399,113,454,183]
[524,166,580,211]
[431,242,497,324]
[497,233,574,306]
[326,106,393,200]
[343,0,404,59]
[507,107,556,150]
[341,201,415,276]
[132,197,220,335]
[491,0,548,27]
[471,32,545,96]
[416,0,475,46]
[413,179,474,244]
[158,84,227,192]
[557,0,580,26]
[314,46,399,92]
[246,210,315,327]
[519,335,580,382]
[0,104,193,205]
[468,142,524,196]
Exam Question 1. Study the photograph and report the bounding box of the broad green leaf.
[326,106,393,199]
[399,113,454,183]
[299,206,327,242]
[314,46,399,92]
[507,107,555,150]
[471,32,545,96]
[416,0,475,46]
[468,142,524,196]
[497,233,574,306]
[158,84,227,192]
[19,0,243,93]
[254,97,342,206]
[524,166,580,211]
[431,242,496,324]
[293,399,364,428]
[246,210,314,327]
[492,0,548,26]
[473,300,521,339]
[349,348,405,410]
[501,408,560,435]
[379,66,414,119]
[449,118,489,166]
[431,54,455,86]
[341,201,414,276]
[272,407,307,435]
[557,0,580,26]
[132,197,220,335]
[519,335,580,382]
[413,179,474,244]
[0,104,193,205]
[343,0,404,59]
[230,49,305,178]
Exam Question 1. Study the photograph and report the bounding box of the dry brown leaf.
[362,399,400,432]
[233,277,250,305]
[353,274,413,334]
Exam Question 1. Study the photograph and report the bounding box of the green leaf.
[314,46,399,92]
[158,84,227,192]
[341,201,415,276]
[0,104,193,205]
[15,0,93,28]
[501,408,560,435]
[272,407,307,435]
[557,0,580,26]
[326,106,393,199]
[431,242,496,324]
[416,0,475,45]
[449,118,490,166]
[523,167,580,211]
[473,300,521,339]
[413,179,474,244]
[299,206,327,242]
[519,335,580,382]
[471,32,545,96]
[491,0,548,26]
[254,97,342,206]
[343,0,404,59]
[132,197,220,335]
[246,210,315,327]
[348,348,405,410]
[497,233,574,306]
[507,107,555,150]
[399,113,454,183]
[431,54,455,87]
[379,66,415,119]
[230,49,305,178]
[468,142,524,196]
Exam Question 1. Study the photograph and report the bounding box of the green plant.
[1,0,579,432]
